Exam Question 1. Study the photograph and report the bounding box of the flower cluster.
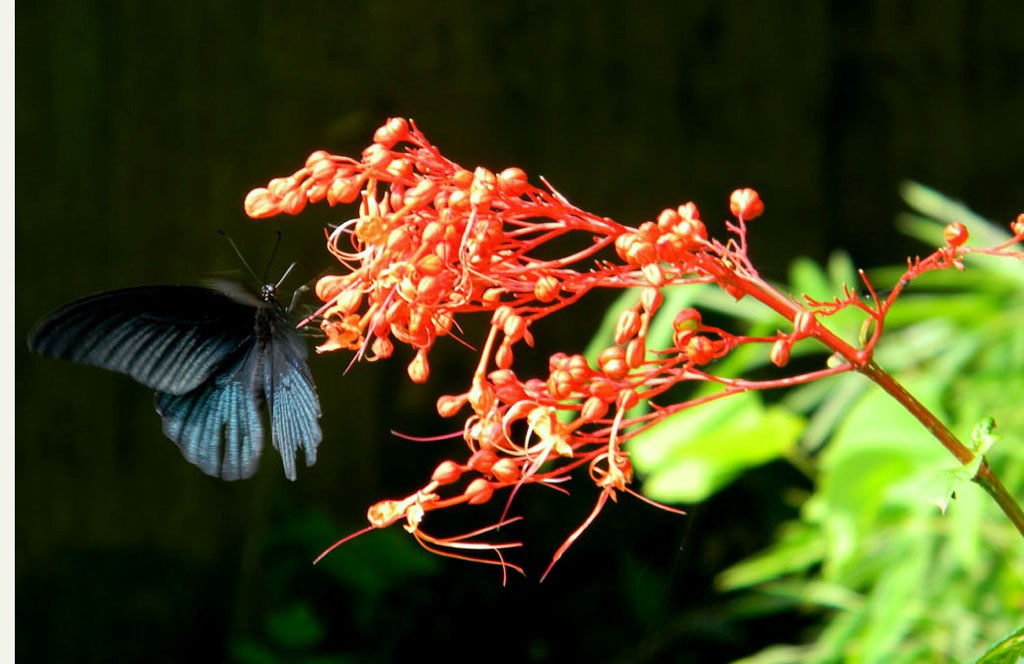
[245,118,1024,580]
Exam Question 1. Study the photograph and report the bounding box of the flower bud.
[614,309,642,344]
[534,275,560,302]
[729,188,764,220]
[437,393,468,418]
[464,478,494,505]
[685,336,715,365]
[1012,213,1024,237]
[580,395,609,422]
[770,339,791,367]
[498,167,528,197]
[407,349,430,383]
[491,458,521,483]
[943,222,969,247]
[432,460,463,485]
[243,188,281,219]
[673,308,701,333]
[616,388,640,411]
[597,346,628,380]
[468,449,499,474]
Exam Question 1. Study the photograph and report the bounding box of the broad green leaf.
[633,394,805,503]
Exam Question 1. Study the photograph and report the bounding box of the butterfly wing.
[30,283,322,481]
[154,345,265,481]
[262,312,322,481]
[28,286,256,395]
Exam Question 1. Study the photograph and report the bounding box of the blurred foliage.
[607,183,1024,662]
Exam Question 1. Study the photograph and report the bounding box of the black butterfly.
[28,281,322,481]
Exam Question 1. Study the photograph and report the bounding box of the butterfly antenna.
[263,230,284,283]
[217,231,261,283]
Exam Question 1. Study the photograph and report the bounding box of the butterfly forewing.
[29,287,256,395]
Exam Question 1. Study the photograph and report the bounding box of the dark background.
[15,2,1024,662]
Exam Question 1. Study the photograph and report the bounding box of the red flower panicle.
[245,118,1024,580]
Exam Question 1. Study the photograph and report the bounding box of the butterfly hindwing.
[29,286,256,395]
[263,323,322,481]
[155,345,265,481]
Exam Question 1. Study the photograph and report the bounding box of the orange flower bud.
[314,275,346,302]
[589,379,619,401]
[678,201,700,220]
[468,380,496,414]
[656,233,687,263]
[729,188,764,220]
[625,240,657,266]
[327,176,361,205]
[453,169,474,189]
[616,388,640,410]
[770,339,791,367]
[685,336,715,365]
[305,150,331,168]
[638,221,660,243]
[367,499,404,528]
[547,369,574,400]
[503,314,527,343]
[370,336,393,359]
[1012,213,1024,237]
[468,449,499,474]
[408,349,430,383]
[373,117,409,147]
[534,275,560,302]
[614,308,642,344]
[280,190,305,216]
[362,142,393,169]
[943,222,969,247]
[565,354,591,384]
[597,346,628,380]
[498,167,528,197]
[640,287,663,314]
[580,395,609,422]
[432,460,463,485]
[437,393,468,418]
[625,338,646,368]
[405,178,439,207]
[495,340,514,369]
[243,188,281,219]
[672,307,702,333]
[386,158,413,180]
[464,478,494,505]
[676,219,708,249]
[641,263,666,287]
[614,232,638,262]
[491,458,520,483]
[657,208,682,232]
[267,176,296,197]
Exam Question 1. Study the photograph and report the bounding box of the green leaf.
[717,523,825,590]
[632,393,805,503]
[975,627,1024,664]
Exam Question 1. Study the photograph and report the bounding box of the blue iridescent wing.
[154,346,265,481]
[263,320,322,481]
[28,286,255,395]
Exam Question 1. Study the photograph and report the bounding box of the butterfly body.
[29,284,322,481]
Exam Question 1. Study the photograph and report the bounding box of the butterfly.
[28,279,322,481]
